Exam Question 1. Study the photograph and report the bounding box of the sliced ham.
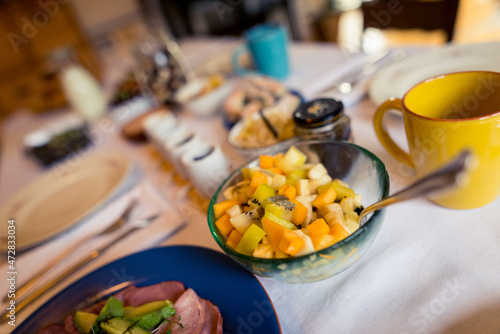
[63,314,79,334]
[124,281,185,307]
[158,288,205,334]
[199,299,223,334]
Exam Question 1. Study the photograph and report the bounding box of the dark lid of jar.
[293,98,344,128]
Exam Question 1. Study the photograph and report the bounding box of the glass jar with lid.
[293,98,352,141]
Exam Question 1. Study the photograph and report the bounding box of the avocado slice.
[74,311,98,333]
[100,317,150,334]
[89,297,124,334]
[129,303,176,330]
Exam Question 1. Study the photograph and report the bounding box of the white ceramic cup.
[142,111,178,151]
[180,143,230,198]
[163,132,202,179]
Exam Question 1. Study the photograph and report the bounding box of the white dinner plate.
[369,42,500,106]
[1,152,132,252]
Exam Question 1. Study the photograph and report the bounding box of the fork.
[0,212,160,324]
[2,199,138,303]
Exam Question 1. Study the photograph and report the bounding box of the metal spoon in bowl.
[359,150,475,227]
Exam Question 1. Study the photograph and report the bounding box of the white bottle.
[52,47,107,122]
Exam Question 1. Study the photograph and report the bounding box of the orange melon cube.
[330,223,349,242]
[279,230,305,256]
[226,229,243,249]
[259,155,275,169]
[213,200,240,218]
[247,171,269,196]
[290,199,307,225]
[278,184,297,200]
[307,218,330,236]
[312,187,337,209]
[215,214,234,237]
[311,234,336,251]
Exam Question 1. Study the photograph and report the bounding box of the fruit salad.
[213,146,364,259]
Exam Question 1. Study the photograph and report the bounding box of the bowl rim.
[207,139,390,264]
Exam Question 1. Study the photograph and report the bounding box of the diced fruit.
[275,146,307,173]
[294,196,313,226]
[290,199,307,225]
[296,179,310,197]
[289,229,315,256]
[264,211,297,230]
[308,163,328,179]
[215,214,234,237]
[286,169,307,184]
[262,217,290,252]
[248,183,275,207]
[225,204,242,218]
[317,174,333,186]
[278,184,296,200]
[332,179,355,200]
[343,211,360,234]
[230,210,257,234]
[312,187,337,209]
[353,193,363,208]
[279,230,305,256]
[248,171,269,196]
[340,197,354,213]
[265,203,293,222]
[259,155,274,169]
[271,173,286,189]
[214,146,364,258]
[253,244,274,258]
[330,223,349,241]
[235,224,267,256]
[307,218,330,236]
[319,203,343,218]
[226,229,243,249]
[324,211,345,227]
[74,311,97,333]
[308,179,319,194]
[213,199,240,219]
[311,234,336,251]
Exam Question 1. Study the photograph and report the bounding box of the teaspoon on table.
[359,150,475,227]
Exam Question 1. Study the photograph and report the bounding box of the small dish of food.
[208,140,390,283]
[175,74,232,117]
[227,92,302,159]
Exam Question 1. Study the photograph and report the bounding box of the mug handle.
[231,45,254,77]
[373,98,414,167]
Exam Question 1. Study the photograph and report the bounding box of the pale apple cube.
[296,179,310,196]
[307,163,328,179]
[317,174,333,186]
[353,193,363,208]
[324,211,345,227]
[271,173,286,189]
[340,196,354,213]
[226,204,243,218]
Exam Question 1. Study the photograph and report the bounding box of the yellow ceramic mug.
[374,71,500,209]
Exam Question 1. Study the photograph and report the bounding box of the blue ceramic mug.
[232,24,290,79]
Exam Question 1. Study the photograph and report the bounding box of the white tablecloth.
[1,40,499,334]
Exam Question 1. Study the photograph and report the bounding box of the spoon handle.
[360,150,473,223]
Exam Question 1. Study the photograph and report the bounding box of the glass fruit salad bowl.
[207,140,390,283]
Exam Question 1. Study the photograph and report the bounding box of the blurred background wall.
[1,0,499,119]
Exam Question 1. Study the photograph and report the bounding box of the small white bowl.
[175,77,232,117]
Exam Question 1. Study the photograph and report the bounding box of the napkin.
[0,180,186,329]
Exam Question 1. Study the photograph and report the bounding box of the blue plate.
[15,246,281,333]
